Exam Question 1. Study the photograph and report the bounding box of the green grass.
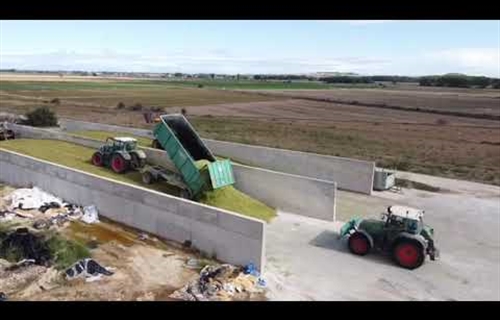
[71,130,153,147]
[199,186,276,222]
[45,234,91,270]
[0,79,379,92]
[166,79,379,90]
[0,139,275,221]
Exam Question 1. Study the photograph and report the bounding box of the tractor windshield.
[125,141,137,151]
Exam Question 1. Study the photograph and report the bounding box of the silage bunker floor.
[0,139,276,222]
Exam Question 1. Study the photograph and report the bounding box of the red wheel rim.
[112,156,124,172]
[396,243,420,267]
[92,154,102,166]
[350,235,368,254]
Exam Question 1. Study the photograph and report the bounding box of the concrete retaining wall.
[8,124,337,221]
[58,119,375,194]
[203,139,375,195]
[0,149,266,271]
[233,164,336,221]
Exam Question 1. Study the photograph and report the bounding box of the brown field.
[245,87,500,117]
[1,78,499,185]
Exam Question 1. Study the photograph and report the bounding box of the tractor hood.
[339,218,363,238]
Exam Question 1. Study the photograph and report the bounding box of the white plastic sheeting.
[5,187,65,210]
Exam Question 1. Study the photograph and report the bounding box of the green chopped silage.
[199,186,276,223]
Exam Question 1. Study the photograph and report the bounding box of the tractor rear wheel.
[348,232,371,256]
[92,152,104,167]
[393,239,425,270]
[111,154,128,173]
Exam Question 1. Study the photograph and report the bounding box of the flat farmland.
[1,77,499,186]
[0,80,282,112]
[246,87,500,118]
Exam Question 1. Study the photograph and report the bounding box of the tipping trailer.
[141,114,235,199]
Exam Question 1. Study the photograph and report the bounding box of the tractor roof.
[114,137,137,142]
[388,205,424,220]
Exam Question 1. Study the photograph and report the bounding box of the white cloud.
[0,50,390,74]
[0,47,498,76]
[423,48,500,77]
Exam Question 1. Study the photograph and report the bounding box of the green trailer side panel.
[208,159,235,189]
[153,121,206,196]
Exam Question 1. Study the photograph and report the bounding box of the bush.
[50,98,60,105]
[24,107,58,127]
[116,102,126,109]
[197,84,204,88]
[436,118,448,125]
[181,108,187,116]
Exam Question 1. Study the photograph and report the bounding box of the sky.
[0,20,499,77]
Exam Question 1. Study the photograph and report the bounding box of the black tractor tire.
[110,154,129,174]
[130,152,146,170]
[392,239,425,270]
[151,139,163,150]
[142,171,155,184]
[348,232,371,256]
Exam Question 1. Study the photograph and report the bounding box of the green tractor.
[91,137,147,173]
[339,205,439,269]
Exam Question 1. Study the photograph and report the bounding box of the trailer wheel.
[142,171,155,184]
[393,239,425,270]
[179,189,191,200]
[111,154,128,173]
[348,232,371,256]
[151,139,162,149]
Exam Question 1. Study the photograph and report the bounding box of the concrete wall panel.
[0,149,266,271]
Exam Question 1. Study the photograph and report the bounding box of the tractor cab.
[382,205,424,235]
[105,137,138,151]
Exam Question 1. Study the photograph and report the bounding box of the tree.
[24,107,58,127]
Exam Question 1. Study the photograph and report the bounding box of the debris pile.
[1,187,100,228]
[65,258,114,283]
[0,228,52,266]
[170,263,266,301]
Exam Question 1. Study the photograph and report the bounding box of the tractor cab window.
[387,215,405,228]
[125,142,136,151]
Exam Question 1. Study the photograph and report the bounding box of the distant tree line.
[253,74,314,81]
[419,74,499,89]
[320,76,374,84]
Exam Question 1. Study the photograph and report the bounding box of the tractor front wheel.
[92,152,104,167]
[348,232,371,256]
[111,154,128,174]
[393,240,425,270]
